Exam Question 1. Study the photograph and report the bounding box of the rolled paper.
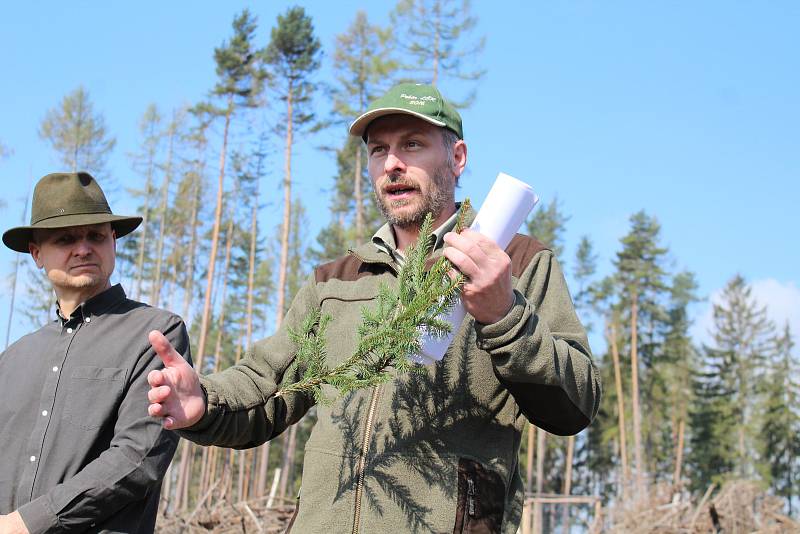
[413,173,540,364]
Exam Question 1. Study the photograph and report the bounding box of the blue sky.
[0,1,798,347]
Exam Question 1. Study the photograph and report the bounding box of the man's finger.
[443,246,479,278]
[148,403,164,417]
[149,330,184,368]
[444,231,489,263]
[459,229,503,256]
[147,369,165,388]
[148,385,171,404]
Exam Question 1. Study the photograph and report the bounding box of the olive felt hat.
[2,172,143,253]
[349,82,463,140]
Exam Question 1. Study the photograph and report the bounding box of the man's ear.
[28,241,42,269]
[453,140,468,178]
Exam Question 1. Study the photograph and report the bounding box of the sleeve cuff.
[474,290,529,351]
[175,377,222,443]
[17,497,59,534]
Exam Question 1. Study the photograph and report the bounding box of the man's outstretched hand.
[147,330,205,430]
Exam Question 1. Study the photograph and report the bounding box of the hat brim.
[2,213,143,253]
[349,107,447,139]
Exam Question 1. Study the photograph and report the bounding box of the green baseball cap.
[2,172,142,253]
[349,82,463,140]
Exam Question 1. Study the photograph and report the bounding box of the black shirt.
[0,284,191,533]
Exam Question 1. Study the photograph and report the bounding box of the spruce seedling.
[278,200,472,403]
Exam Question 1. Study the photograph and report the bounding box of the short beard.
[374,165,455,229]
[47,270,105,290]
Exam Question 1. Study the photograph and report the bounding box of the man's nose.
[384,151,406,175]
[73,238,93,256]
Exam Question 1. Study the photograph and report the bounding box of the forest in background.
[0,2,797,532]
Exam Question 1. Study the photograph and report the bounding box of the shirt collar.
[370,202,475,262]
[56,284,127,325]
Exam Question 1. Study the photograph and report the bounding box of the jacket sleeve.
[17,317,189,534]
[176,276,318,449]
[474,249,601,436]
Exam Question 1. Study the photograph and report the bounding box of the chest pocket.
[64,366,126,430]
[317,280,383,366]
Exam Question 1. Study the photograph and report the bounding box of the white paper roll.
[413,173,540,364]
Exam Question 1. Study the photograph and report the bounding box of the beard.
[373,165,455,229]
[46,267,108,292]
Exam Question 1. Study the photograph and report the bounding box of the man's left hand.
[443,229,515,325]
[0,512,29,534]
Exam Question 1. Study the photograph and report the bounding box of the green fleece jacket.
[178,211,601,534]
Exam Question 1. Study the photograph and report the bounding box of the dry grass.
[156,496,295,534]
[606,480,798,533]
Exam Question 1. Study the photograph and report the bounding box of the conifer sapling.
[277,200,472,402]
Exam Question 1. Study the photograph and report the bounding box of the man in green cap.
[147,83,600,533]
[0,172,191,534]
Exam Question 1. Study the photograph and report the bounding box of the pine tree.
[324,11,396,244]
[194,8,266,372]
[759,323,798,512]
[149,109,186,308]
[573,235,597,325]
[263,5,321,332]
[526,196,570,264]
[689,274,776,488]
[124,104,163,301]
[39,86,116,179]
[612,210,669,493]
[5,181,32,349]
[658,271,699,487]
[389,0,485,106]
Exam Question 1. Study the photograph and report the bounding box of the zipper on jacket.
[467,477,476,517]
[351,385,381,534]
[459,476,477,534]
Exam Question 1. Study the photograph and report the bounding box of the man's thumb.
[149,330,183,367]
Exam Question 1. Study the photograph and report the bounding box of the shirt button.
[29,456,36,462]
[42,410,48,417]
[67,328,73,334]
[52,366,59,372]
[85,317,91,323]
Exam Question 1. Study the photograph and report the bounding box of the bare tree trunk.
[174,440,191,512]
[522,424,535,534]
[6,179,32,349]
[526,423,535,492]
[673,418,685,489]
[134,166,154,301]
[608,319,628,498]
[276,87,294,330]
[278,426,298,501]
[630,294,644,494]
[182,174,202,322]
[561,436,575,532]
[196,100,232,372]
[533,429,546,534]
[354,143,363,240]
[275,84,295,500]
[150,112,177,307]
[199,446,211,498]
[211,183,237,375]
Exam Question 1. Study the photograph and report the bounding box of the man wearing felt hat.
[146,83,600,533]
[0,172,191,534]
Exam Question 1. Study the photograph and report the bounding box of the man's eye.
[370,146,385,155]
[90,233,106,242]
[406,140,420,149]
